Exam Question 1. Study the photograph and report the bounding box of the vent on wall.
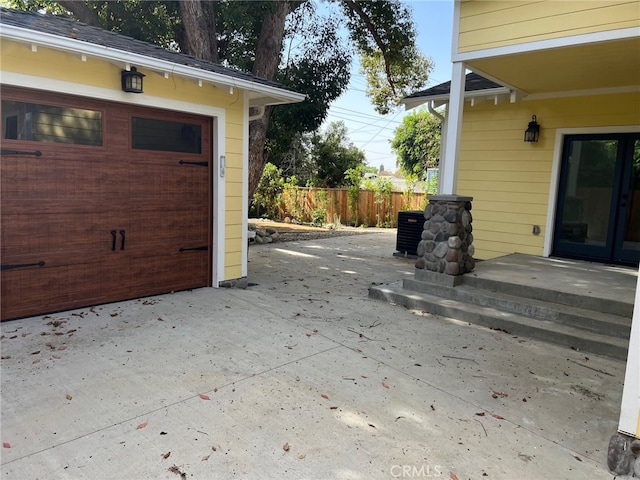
[395,210,425,257]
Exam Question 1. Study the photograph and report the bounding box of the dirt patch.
[249,219,391,242]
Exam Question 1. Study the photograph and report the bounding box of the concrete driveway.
[1,230,624,479]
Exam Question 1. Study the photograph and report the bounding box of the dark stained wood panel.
[1,87,212,321]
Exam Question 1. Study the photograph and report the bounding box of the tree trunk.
[58,1,101,27]
[247,1,292,201]
[178,0,218,63]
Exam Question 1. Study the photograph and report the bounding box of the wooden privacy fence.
[278,187,427,228]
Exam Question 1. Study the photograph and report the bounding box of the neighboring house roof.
[0,7,304,106]
[402,72,511,110]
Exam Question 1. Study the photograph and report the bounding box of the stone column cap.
[427,194,474,202]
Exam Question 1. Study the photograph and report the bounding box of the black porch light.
[524,115,540,143]
[121,66,145,93]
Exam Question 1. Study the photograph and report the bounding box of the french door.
[553,133,640,265]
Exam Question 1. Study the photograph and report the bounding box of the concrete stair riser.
[369,284,629,361]
[402,279,631,339]
[461,275,633,318]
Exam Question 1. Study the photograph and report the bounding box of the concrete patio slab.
[1,231,627,479]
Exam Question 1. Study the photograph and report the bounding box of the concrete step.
[414,268,633,318]
[369,281,630,361]
[402,278,632,340]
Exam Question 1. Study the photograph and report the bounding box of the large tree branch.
[179,0,218,63]
[341,0,396,93]
[57,1,101,27]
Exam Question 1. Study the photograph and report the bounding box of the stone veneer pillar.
[415,194,475,276]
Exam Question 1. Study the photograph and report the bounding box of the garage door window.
[1,100,102,146]
[132,117,202,154]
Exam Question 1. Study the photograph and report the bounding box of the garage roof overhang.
[1,24,306,108]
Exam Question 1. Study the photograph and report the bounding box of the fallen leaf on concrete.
[110,312,119,317]
[31,350,40,355]
[298,454,306,460]
[52,355,61,359]
[0,356,10,360]
[3,442,10,448]
[382,381,389,389]
[574,456,582,462]
[66,394,72,401]
[212,446,217,451]
[168,465,187,479]
[321,394,329,400]
[162,451,171,459]
[283,442,290,452]
[368,423,376,428]
[430,405,435,411]
[202,455,210,461]
[199,394,210,400]
[330,406,338,410]
[450,473,459,480]
[57,345,67,351]
[160,432,167,435]
[32,359,40,364]
[54,332,64,336]
[492,414,504,420]
[492,390,508,398]
[136,422,148,430]
[213,387,218,393]
[67,329,77,334]
[475,412,486,416]
[518,453,533,462]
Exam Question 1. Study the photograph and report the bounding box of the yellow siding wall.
[1,40,247,281]
[457,92,640,260]
[223,110,245,280]
[458,0,640,52]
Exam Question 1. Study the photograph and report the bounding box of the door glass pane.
[559,139,618,247]
[132,117,202,153]
[1,100,102,146]
[622,139,640,251]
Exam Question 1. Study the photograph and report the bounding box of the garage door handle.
[111,230,117,251]
[1,260,45,271]
[120,230,126,251]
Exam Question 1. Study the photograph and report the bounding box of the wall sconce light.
[121,66,145,93]
[524,115,540,143]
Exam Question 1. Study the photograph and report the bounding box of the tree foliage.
[390,108,442,178]
[9,0,430,198]
[309,121,366,188]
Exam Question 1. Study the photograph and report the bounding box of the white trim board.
[453,26,640,63]
[544,125,640,258]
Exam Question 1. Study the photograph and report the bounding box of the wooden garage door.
[1,87,212,320]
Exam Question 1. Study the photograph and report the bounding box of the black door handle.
[120,230,126,250]
[111,230,117,251]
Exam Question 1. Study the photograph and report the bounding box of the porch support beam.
[440,61,465,195]
[619,265,640,438]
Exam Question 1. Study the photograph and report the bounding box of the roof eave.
[401,86,512,110]
[1,24,305,106]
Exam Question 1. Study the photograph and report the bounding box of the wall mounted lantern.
[524,115,540,143]
[121,66,145,93]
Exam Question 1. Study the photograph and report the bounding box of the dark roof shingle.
[405,72,503,100]
[0,7,291,92]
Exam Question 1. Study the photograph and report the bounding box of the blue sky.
[322,0,454,173]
